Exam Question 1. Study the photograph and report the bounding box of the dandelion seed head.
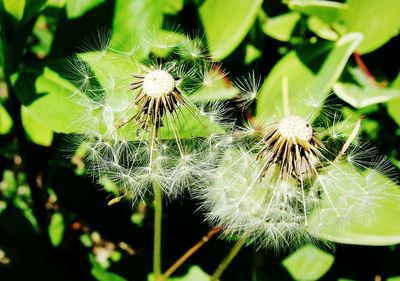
[278,115,313,142]
[142,70,175,98]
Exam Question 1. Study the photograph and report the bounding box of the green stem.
[153,180,163,280]
[149,123,163,280]
[210,238,246,281]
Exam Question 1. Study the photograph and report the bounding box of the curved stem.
[210,238,246,281]
[153,180,163,280]
[160,227,221,281]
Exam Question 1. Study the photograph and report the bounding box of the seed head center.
[142,70,175,98]
[278,115,313,142]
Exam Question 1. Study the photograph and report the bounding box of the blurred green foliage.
[0,0,399,280]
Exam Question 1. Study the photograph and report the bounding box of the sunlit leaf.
[309,165,400,245]
[282,244,334,281]
[288,0,346,24]
[21,105,53,146]
[334,82,400,108]
[48,212,64,247]
[163,0,183,15]
[12,67,93,134]
[66,0,106,19]
[342,0,400,54]
[112,0,163,57]
[307,16,338,41]
[2,0,25,21]
[261,12,301,42]
[255,32,362,122]
[0,103,12,134]
[199,0,262,60]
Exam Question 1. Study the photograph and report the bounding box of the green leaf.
[48,212,64,247]
[0,103,13,134]
[158,106,225,140]
[388,98,400,126]
[282,244,334,281]
[261,12,301,42]
[189,70,239,103]
[163,0,183,15]
[342,0,400,54]
[21,105,53,146]
[3,0,25,21]
[147,265,209,281]
[112,0,164,56]
[255,32,362,122]
[90,254,127,281]
[309,165,400,246]
[66,0,106,19]
[12,67,93,134]
[333,82,400,108]
[245,44,262,65]
[386,73,400,126]
[199,0,262,60]
[307,16,338,41]
[288,0,346,24]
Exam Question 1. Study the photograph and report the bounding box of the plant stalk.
[153,180,163,280]
[210,238,246,281]
[149,124,163,280]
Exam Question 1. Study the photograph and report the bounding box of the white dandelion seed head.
[278,115,313,142]
[142,70,175,98]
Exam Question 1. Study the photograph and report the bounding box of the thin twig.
[159,227,221,281]
[353,53,376,85]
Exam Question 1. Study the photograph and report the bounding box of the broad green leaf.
[334,82,400,108]
[0,103,12,134]
[21,105,53,146]
[66,0,106,19]
[309,165,400,245]
[307,17,338,41]
[255,32,362,122]
[387,74,400,126]
[163,0,183,15]
[90,254,127,281]
[3,0,25,21]
[261,12,301,42]
[388,98,400,126]
[288,0,346,24]
[342,0,400,54]
[199,0,262,60]
[388,277,400,281]
[282,244,334,281]
[12,67,93,134]
[48,212,64,247]
[112,0,163,56]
